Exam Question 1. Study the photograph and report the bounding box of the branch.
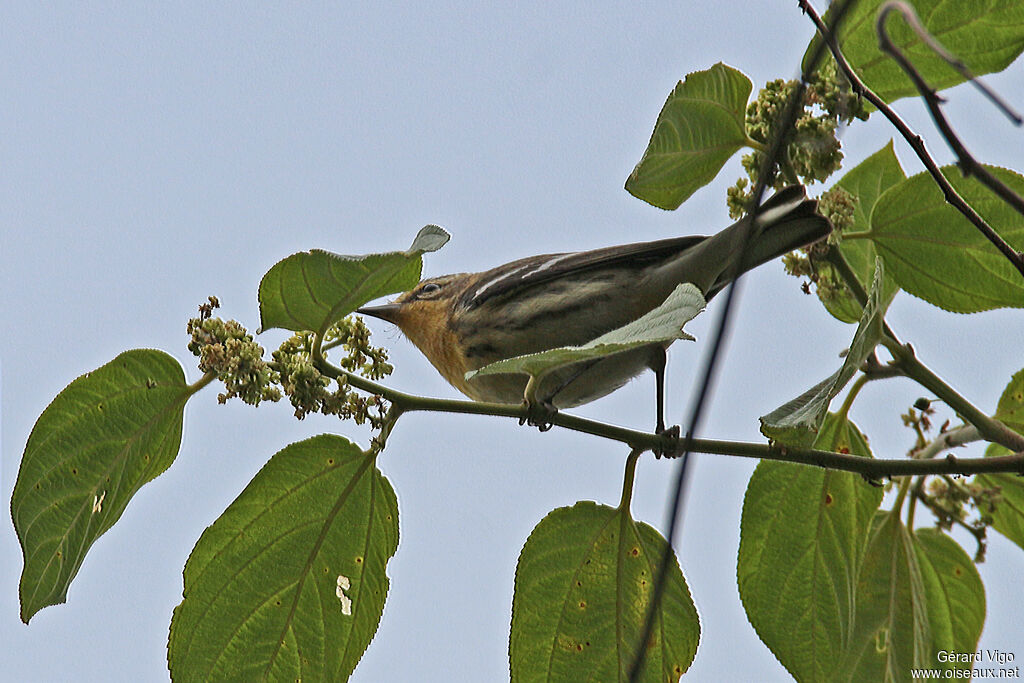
[912,423,980,461]
[309,350,1024,478]
[799,0,1024,280]
[825,244,1024,453]
[884,340,1024,452]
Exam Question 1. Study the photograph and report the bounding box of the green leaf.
[11,349,188,623]
[975,371,1024,550]
[510,502,699,683]
[977,443,1024,552]
[467,283,704,383]
[761,259,896,446]
[805,0,1024,104]
[838,512,931,682]
[869,165,1024,313]
[168,434,398,683]
[258,224,449,334]
[738,414,881,682]
[625,63,752,210]
[913,528,985,676]
[822,140,905,323]
[994,367,1024,432]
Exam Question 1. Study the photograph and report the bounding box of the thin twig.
[912,423,979,461]
[799,0,1024,280]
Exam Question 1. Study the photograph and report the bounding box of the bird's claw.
[654,424,681,459]
[519,398,557,432]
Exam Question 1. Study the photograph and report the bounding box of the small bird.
[357,186,830,433]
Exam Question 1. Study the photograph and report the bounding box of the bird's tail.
[697,185,831,299]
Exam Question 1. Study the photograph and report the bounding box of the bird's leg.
[518,375,559,432]
[650,347,679,458]
[519,397,557,432]
[518,360,602,432]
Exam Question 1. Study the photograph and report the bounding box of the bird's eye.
[419,282,442,296]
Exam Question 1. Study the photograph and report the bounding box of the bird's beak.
[356,303,403,324]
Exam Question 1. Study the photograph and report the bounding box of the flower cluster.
[782,185,858,304]
[187,297,281,406]
[186,297,392,428]
[271,322,391,427]
[728,62,865,219]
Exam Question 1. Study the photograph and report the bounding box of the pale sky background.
[2,3,1023,682]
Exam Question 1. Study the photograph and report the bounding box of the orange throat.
[397,307,476,399]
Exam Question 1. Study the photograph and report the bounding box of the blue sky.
[3,3,1023,681]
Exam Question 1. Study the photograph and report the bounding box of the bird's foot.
[519,398,557,432]
[654,424,681,458]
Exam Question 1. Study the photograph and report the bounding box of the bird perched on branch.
[358,186,831,433]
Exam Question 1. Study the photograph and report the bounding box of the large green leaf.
[805,0,1024,104]
[167,435,399,683]
[994,367,1024,432]
[11,349,188,623]
[625,63,752,210]
[760,259,896,446]
[468,283,704,385]
[823,140,905,323]
[978,443,1024,552]
[975,370,1024,549]
[869,166,1024,312]
[913,528,985,678]
[738,414,881,682]
[258,224,449,334]
[510,502,699,682]
[837,512,931,682]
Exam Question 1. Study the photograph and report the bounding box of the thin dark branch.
[877,1,1022,125]
[799,0,1024,280]
[877,2,1024,232]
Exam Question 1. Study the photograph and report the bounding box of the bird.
[357,185,831,434]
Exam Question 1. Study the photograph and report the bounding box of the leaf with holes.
[510,501,699,682]
[258,224,449,334]
[167,434,398,683]
[11,349,189,623]
[738,413,881,682]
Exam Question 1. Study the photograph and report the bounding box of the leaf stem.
[836,375,868,422]
[906,476,922,529]
[893,475,912,515]
[618,449,643,512]
[187,370,218,396]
